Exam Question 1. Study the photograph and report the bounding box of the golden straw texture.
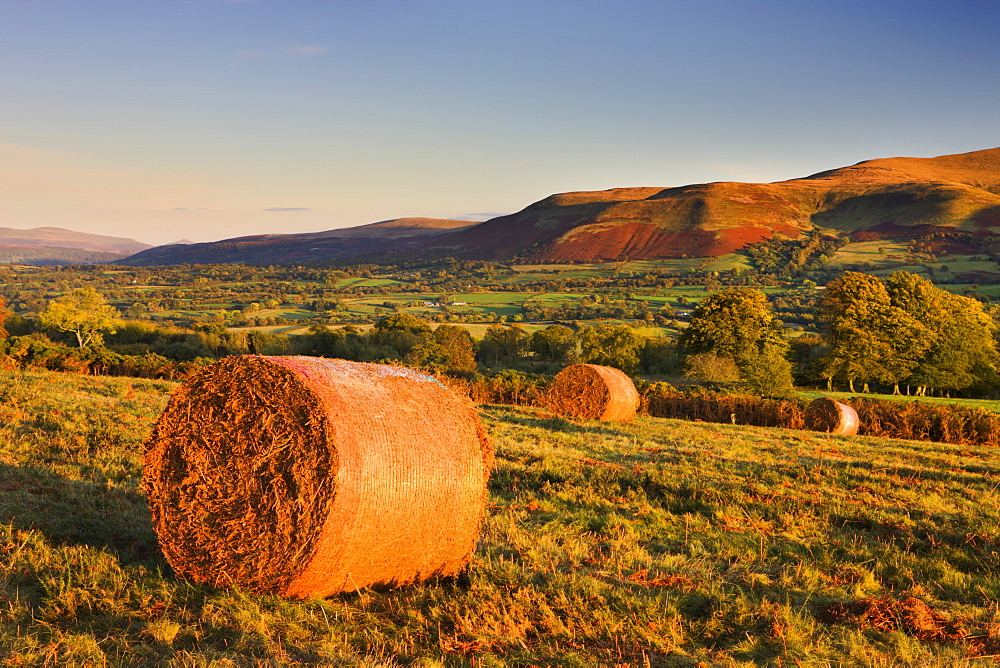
[143,356,492,598]
[545,363,640,422]
[804,397,860,435]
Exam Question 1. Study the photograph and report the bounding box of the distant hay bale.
[143,355,492,599]
[804,398,860,435]
[545,363,640,422]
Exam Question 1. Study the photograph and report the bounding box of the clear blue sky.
[2,0,998,245]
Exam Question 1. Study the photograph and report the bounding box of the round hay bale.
[545,363,640,422]
[804,397,859,435]
[143,355,492,598]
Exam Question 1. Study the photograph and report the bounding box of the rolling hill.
[120,147,1000,266]
[0,227,152,265]
[119,217,476,266]
[421,147,1000,261]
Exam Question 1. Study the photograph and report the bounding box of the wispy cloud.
[451,212,507,222]
[265,207,311,212]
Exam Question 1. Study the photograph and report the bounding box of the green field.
[510,255,752,277]
[335,278,405,288]
[3,368,1000,664]
[826,242,1000,280]
[825,241,912,268]
[798,389,1000,414]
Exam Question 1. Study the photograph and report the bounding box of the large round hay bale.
[143,356,492,598]
[545,363,640,422]
[804,397,859,435]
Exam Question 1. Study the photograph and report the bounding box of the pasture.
[798,389,1000,415]
[2,368,1000,664]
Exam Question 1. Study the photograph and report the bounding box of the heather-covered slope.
[422,147,1000,261]
[122,147,1000,266]
[120,217,476,266]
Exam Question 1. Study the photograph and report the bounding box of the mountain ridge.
[120,217,475,266]
[420,147,1000,261]
[119,147,1000,266]
[0,227,151,253]
[0,227,152,265]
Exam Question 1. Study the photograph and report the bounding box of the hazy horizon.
[3,0,998,245]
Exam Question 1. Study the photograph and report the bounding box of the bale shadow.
[482,407,636,439]
[0,462,165,568]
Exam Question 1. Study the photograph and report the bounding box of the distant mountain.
[418,147,1000,261]
[0,227,152,265]
[120,217,476,266]
[118,148,1000,266]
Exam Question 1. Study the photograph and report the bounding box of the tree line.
[3,270,998,400]
[677,272,999,398]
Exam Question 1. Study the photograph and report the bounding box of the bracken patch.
[814,597,967,643]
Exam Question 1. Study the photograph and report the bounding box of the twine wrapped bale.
[804,397,860,435]
[545,363,640,422]
[143,355,492,598]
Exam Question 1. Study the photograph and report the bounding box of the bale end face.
[544,363,640,422]
[143,355,492,598]
[804,397,859,435]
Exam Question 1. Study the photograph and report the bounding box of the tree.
[40,287,118,348]
[818,270,999,395]
[678,288,794,391]
[373,313,432,335]
[579,323,644,373]
[739,343,796,397]
[678,288,786,363]
[820,272,931,392]
[0,297,10,339]
[406,325,477,374]
[529,324,578,365]
[684,352,740,384]
[476,325,529,368]
[369,313,433,358]
[883,271,998,394]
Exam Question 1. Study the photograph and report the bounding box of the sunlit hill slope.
[423,147,1000,261]
[121,147,1000,265]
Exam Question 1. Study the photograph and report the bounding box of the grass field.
[826,242,1000,280]
[825,242,912,269]
[3,369,1000,664]
[510,255,752,277]
[798,389,1000,414]
[334,278,406,288]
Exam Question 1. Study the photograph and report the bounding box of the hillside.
[0,227,151,265]
[120,217,476,266]
[117,147,1000,266]
[2,368,1000,663]
[422,147,1000,261]
[0,245,135,265]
